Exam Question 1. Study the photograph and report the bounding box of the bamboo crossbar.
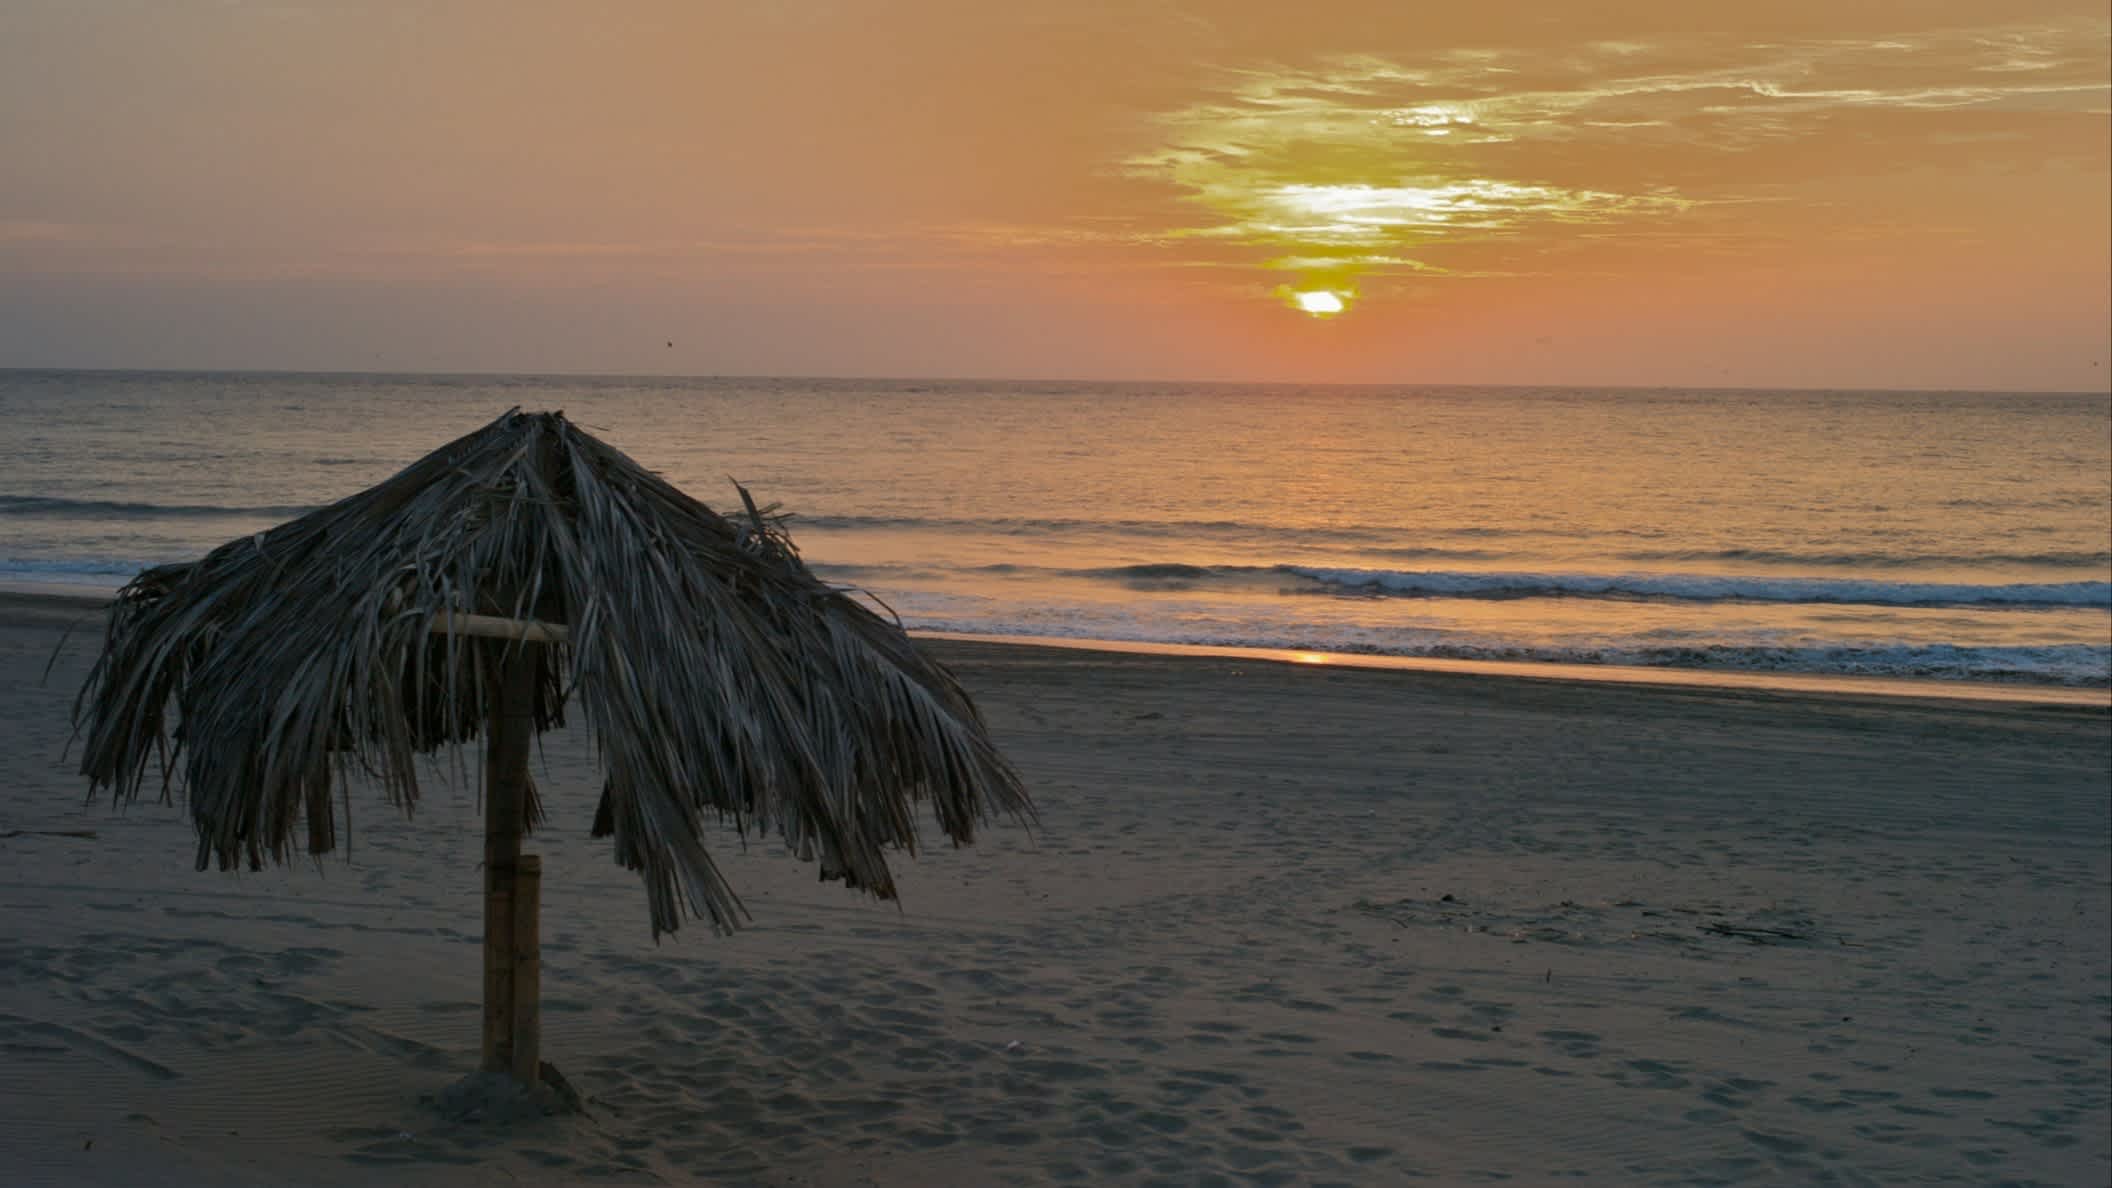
[429,612,571,644]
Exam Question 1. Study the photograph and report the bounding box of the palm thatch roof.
[73,409,1030,936]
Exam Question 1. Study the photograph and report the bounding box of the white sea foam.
[0,558,144,588]
[1281,567,2112,608]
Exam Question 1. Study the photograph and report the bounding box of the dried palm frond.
[73,409,1030,936]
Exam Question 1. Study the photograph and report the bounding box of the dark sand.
[1,592,2106,1185]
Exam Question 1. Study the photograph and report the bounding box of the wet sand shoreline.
[8,585,2106,708]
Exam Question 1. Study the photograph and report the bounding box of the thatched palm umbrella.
[73,408,1029,1091]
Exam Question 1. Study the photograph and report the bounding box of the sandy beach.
[1,589,2106,1186]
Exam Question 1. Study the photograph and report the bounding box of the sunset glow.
[0,2,2104,387]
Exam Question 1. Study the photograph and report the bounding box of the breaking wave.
[880,560,2112,610]
[1278,567,2111,609]
[0,495,315,520]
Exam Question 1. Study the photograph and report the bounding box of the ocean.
[3,370,2108,687]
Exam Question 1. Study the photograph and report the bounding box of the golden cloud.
[1128,21,2110,308]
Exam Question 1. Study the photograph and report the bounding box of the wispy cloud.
[1126,20,2110,311]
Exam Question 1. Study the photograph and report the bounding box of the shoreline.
[919,630,2112,708]
[10,584,2105,711]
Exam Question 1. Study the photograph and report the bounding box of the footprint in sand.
[1539,1028,1601,1058]
[1698,1076,1773,1109]
[1741,1128,1813,1156]
[1603,1058,1691,1091]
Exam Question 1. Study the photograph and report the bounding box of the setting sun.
[1294,290,1347,317]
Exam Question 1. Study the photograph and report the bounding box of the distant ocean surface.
[4,370,2108,687]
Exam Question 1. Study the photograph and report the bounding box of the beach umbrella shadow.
[69,408,1032,1112]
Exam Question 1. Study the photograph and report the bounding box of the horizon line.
[2,364,2107,399]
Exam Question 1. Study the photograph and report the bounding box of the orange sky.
[1,1,2106,389]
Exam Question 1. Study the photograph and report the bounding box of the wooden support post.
[480,644,534,1077]
[510,854,543,1085]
